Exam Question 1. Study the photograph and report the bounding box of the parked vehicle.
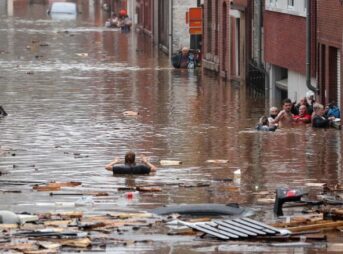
[47,2,78,19]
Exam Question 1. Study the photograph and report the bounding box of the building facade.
[317,0,343,110]
[264,0,317,106]
[136,0,199,56]
[136,0,153,35]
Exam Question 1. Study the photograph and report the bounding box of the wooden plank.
[287,220,343,233]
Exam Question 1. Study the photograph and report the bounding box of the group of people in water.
[105,10,132,32]
[171,47,201,69]
[256,91,341,131]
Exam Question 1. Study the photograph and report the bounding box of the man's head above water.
[181,47,189,55]
[125,151,136,164]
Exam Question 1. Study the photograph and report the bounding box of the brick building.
[317,0,343,110]
[136,0,198,57]
[136,0,153,35]
[264,0,317,106]
[202,0,258,83]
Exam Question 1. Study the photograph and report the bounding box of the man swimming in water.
[105,151,157,174]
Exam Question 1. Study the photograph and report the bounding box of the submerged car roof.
[50,2,77,14]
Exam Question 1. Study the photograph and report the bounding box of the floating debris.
[160,160,182,166]
[122,111,139,116]
[205,159,229,164]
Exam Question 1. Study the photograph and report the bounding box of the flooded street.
[0,2,343,253]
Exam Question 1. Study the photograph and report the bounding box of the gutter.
[306,0,318,92]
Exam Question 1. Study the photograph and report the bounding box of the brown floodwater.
[0,1,342,253]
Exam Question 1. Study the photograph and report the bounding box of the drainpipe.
[306,0,317,92]
[256,0,262,67]
[168,0,173,58]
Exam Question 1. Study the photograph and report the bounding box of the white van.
[48,2,78,20]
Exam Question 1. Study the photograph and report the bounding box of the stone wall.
[172,0,197,52]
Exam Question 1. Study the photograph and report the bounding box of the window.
[269,0,277,6]
[288,0,294,8]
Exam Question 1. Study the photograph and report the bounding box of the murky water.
[0,2,343,253]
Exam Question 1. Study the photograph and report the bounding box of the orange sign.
[187,7,203,35]
[189,27,202,35]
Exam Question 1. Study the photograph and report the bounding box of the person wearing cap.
[105,151,157,175]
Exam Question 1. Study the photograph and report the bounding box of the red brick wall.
[203,0,232,74]
[136,0,153,34]
[317,0,343,108]
[231,0,248,8]
[264,11,307,74]
[317,0,343,47]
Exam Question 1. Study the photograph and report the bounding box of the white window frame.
[288,0,295,8]
[269,0,278,7]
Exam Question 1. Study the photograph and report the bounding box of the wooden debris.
[179,183,210,188]
[122,111,139,116]
[79,222,106,230]
[0,242,37,251]
[305,183,326,187]
[49,191,108,196]
[136,186,162,192]
[108,212,153,220]
[0,224,18,230]
[287,220,343,233]
[270,242,312,247]
[167,228,197,236]
[37,242,61,250]
[54,238,91,248]
[76,53,88,57]
[256,198,275,204]
[252,191,270,195]
[43,220,72,227]
[205,159,229,164]
[160,160,182,166]
[327,243,343,252]
[23,250,59,254]
[33,182,81,191]
[225,186,239,191]
[273,214,324,228]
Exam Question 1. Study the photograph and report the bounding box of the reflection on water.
[0,1,342,253]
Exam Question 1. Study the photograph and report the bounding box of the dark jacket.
[312,115,330,128]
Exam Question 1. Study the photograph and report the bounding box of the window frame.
[287,0,295,8]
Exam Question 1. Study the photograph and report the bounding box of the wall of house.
[136,0,153,34]
[317,0,343,107]
[1,0,8,16]
[265,0,307,17]
[288,70,317,102]
[264,11,307,75]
